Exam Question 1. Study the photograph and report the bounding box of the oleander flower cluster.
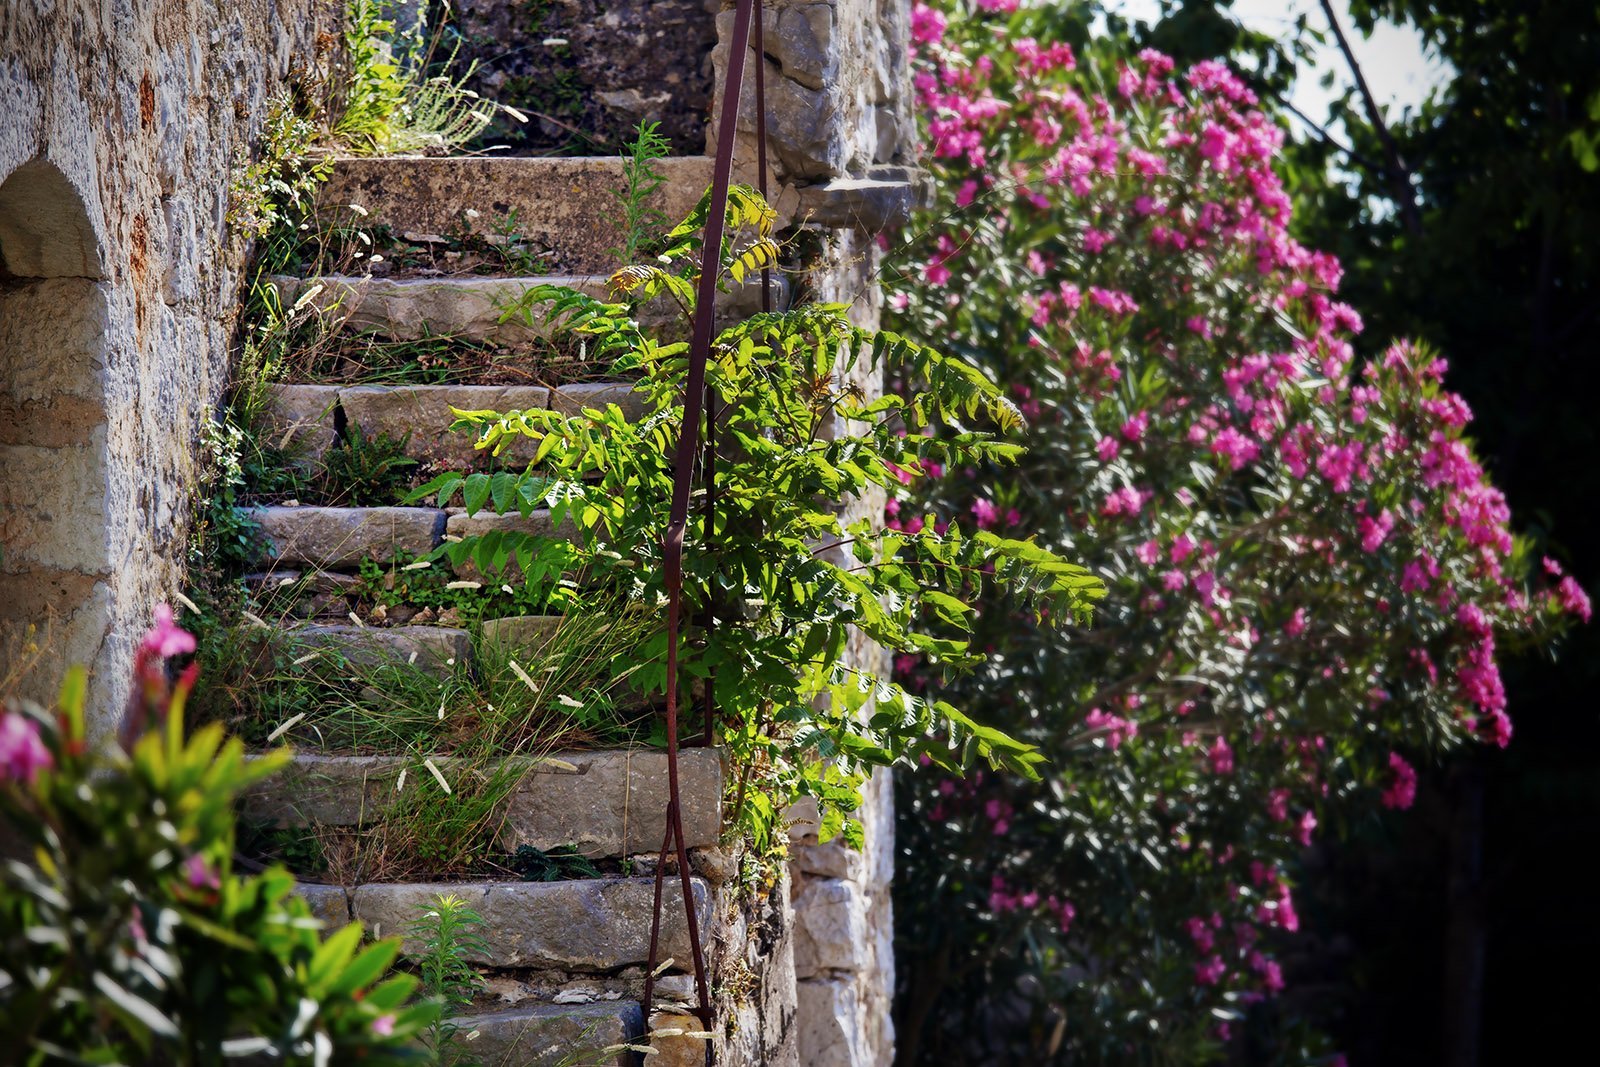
[889,3,1586,1061]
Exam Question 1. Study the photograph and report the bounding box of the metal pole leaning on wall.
[642,1,767,1061]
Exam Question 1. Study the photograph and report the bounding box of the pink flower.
[1266,788,1290,822]
[1194,955,1226,986]
[1381,752,1417,810]
[1121,411,1149,442]
[1170,535,1196,564]
[1358,509,1395,552]
[1284,607,1307,637]
[1096,435,1120,461]
[142,604,196,660]
[971,498,1000,529]
[184,853,220,891]
[1556,576,1592,622]
[1210,427,1259,470]
[1296,809,1317,846]
[0,712,52,785]
[1207,736,1234,774]
[910,3,947,45]
[372,1014,397,1037]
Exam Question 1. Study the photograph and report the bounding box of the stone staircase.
[232,151,753,1066]
[228,2,923,1062]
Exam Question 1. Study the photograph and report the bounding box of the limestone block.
[350,877,712,971]
[546,381,649,422]
[241,754,413,827]
[444,508,577,543]
[258,384,339,465]
[0,277,108,405]
[478,613,564,655]
[771,4,837,91]
[796,976,867,1067]
[0,438,111,573]
[289,622,469,676]
[249,505,444,567]
[270,274,610,344]
[337,384,551,466]
[792,876,868,977]
[793,839,864,882]
[293,883,350,929]
[317,157,715,274]
[498,747,725,857]
[795,172,923,234]
[243,749,723,858]
[456,1001,643,1067]
[648,1011,711,1067]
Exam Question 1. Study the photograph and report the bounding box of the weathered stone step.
[287,621,469,677]
[258,381,648,469]
[351,878,712,972]
[243,748,725,858]
[319,156,716,275]
[245,505,581,577]
[248,505,445,568]
[269,272,778,342]
[449,1000,643,1067]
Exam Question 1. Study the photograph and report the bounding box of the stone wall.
[708,0,916,1050]
[0,0,335,724]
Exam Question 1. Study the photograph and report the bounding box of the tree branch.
[1318,0,1423,234]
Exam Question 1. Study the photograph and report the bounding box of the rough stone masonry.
[1,0,337,722]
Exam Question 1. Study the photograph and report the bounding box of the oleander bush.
[0,609,437,1063]
[887,3,1589,1062]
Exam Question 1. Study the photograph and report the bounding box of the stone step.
[259,381,648,470]
[449,1000,644,1067]
[350,877,713,973]
[318,156,716,275]
[285,622,469,678]
[245,505,581,577]
[248,505,445,569]
[268,272,778,343]
[243,748,724,859]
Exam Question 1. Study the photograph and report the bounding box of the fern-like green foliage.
[412,189,1105,846]
[611,120,672,265]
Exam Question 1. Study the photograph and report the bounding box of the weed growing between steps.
[408,893,489,1060]
[188,595,657,756]
[417,187,1108,851]
[333,0,526,155]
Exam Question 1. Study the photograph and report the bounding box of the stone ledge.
[794,168,930,233]
[317,156,716,275]
[257,384,339,464]
[337,383,552,466]
[240,748,724,858]
[249,505,444,567]
[268,273,773,341]
[288,622,470,677]
[269,274,612,344]
[350,877,713,971]
[454,1001,643,1067]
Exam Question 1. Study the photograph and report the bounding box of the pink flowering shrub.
[889,4,1586,1062]
[1,610,437,1060]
